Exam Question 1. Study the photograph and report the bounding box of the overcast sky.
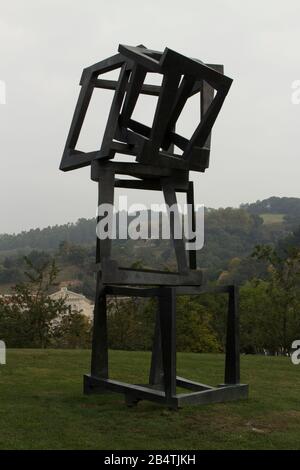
[1,0,300,233]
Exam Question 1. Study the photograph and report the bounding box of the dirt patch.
[183,409,300,435]
[247,410,300,433]
[184,411,245,433]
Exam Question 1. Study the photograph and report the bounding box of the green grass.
[260,213,285,225]
[0,349,300,450]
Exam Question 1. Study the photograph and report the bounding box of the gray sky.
[1,0,300,233]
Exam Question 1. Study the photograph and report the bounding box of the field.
[260,213,285,225]
[0,349,299,450]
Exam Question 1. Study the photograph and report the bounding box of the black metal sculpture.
[60,45,248,408]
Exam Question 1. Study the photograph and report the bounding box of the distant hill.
[1,197,300,296]
[1,197,299,256]
[0,218,97,254]
[0,199,292,254]
[241,196,300,219]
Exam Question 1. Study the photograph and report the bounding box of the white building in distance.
[50,287,93,321]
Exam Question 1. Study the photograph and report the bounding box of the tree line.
[0,203,292,294]
[1,236,300,355]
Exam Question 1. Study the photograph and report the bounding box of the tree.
[240,280,277,354]
[0,257,69,348]
[176,296,221,353]
[107,297,155,351]
[52,311,92,349]
[251,245,300,354]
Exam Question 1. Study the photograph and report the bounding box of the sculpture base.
[85,283,248,409]
[83,374,248,409]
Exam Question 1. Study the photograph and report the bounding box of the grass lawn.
[0,349,300,450]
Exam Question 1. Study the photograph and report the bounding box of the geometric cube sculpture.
[59,44,232,287]
[60,45,248,408]
[60,44,232,173]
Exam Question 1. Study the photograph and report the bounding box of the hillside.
[241,196,300,229]
[0,196,295,254]
[0,197,299,296]
[241,196,300,217]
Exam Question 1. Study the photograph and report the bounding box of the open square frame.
[59,44,232,173]
[84,284,248,409]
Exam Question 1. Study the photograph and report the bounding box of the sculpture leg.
[149,309,164,388]
[158,287,177,406]
[162,180,188,274]
[97,167,115,263]
[224,285,240,385]
[187,181,197,270]
[85,171,114,394]
[84,278,108,394]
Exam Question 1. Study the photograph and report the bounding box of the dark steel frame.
[84,284,248,409]
[60,45,248,408]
